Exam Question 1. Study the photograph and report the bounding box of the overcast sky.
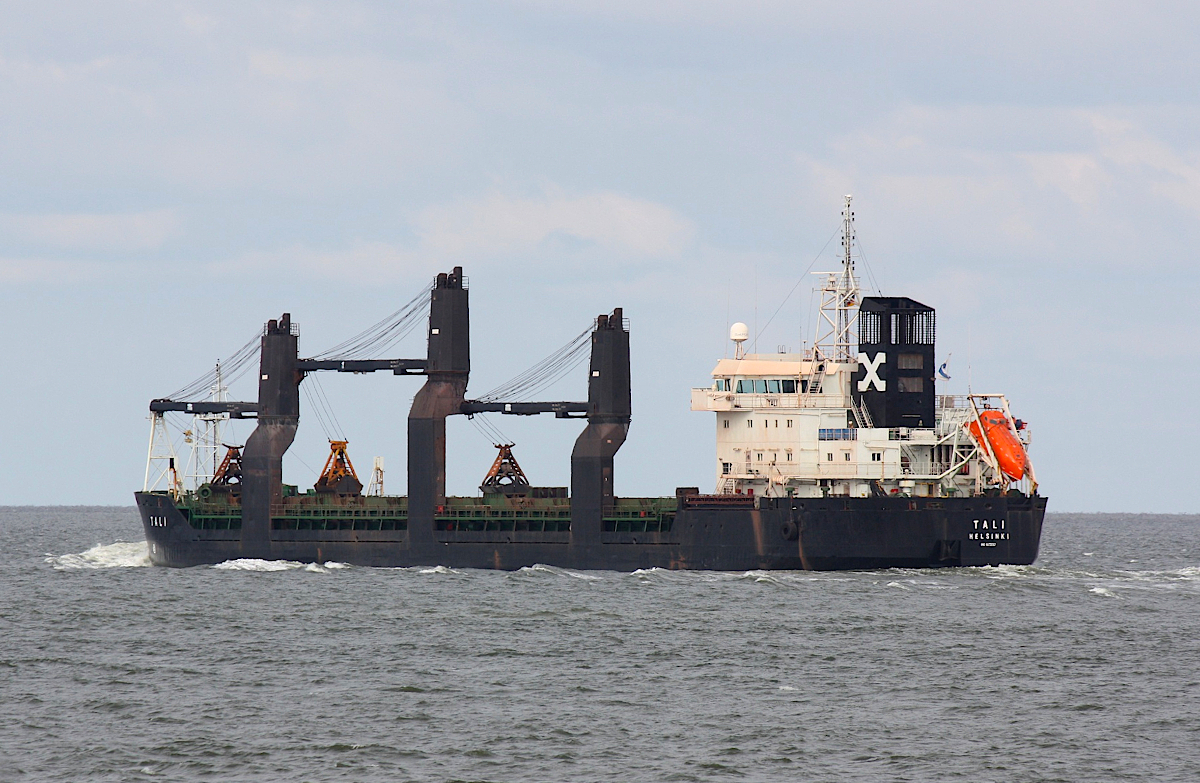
[2,1,1197,511]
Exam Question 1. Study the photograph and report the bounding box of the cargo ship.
[136,198,1046,569]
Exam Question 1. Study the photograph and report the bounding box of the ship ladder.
[854,400,874,428]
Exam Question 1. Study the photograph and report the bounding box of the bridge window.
[898,353,924,370]
[898,377,924,393]
[767,380,781,393]
[735,379,771,394]
[782,379,797,393]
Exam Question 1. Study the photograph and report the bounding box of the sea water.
[2,508,1198,782]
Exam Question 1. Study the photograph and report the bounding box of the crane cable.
[163,332,260,401]
[467,413,511,447]
[475,326,592,403]
[161,279,433,401]
[310,280,432,360]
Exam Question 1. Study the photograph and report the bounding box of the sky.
[1,0,1197,511]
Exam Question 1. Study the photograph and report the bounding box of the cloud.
[1088,114,1200,216]
[414,189,696,258]
[206,187,696,283]
[0,37,470,194]
[211,240,421,279]
[790,104,1200,273]
[0,209,180,251]
[180,11,217,35]
[1019,152,1112,208]
[0,257,121,283]
[0,187,697,285]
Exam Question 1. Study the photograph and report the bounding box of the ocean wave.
[517,564,602,581]
[629,566,703,582]
[631,568,733,584]
[1089,586,1119,597]
[417,565,463,575]
[959,564,1104,582]
[968,563,1041,579]
[47,542,151,570]
[629,568,851,585]
[304,562,351,573]
[1114,565,1200,583]
[742,569,785,584]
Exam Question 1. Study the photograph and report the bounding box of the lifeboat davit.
[966,411,1027,481]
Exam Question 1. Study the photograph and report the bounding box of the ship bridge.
[691,197,1036,501]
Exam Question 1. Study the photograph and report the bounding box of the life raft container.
[966,410,1027,481]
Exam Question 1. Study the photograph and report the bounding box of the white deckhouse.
[691,197,1036,500]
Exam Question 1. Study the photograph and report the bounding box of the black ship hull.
[136,491,1046,571]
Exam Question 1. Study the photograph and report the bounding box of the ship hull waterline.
[136,492,1047,571]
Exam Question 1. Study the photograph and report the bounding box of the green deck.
[166,491,678,533]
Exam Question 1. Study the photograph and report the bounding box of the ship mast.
[814,195,861,361]
[185,361,229,489]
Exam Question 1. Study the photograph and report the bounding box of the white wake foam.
[47,542,151,570]
[213,559,351,573]
[212,558,306,571]
[1089,586,1119,597]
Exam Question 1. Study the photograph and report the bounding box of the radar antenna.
[813,195,861,361]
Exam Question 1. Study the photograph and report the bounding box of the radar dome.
[729,322,749,343]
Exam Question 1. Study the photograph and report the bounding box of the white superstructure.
[691,197,1036,500]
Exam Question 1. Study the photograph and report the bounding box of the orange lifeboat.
[966,411,1027,481]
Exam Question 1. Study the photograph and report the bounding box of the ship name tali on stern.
[137,197,1047,570]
